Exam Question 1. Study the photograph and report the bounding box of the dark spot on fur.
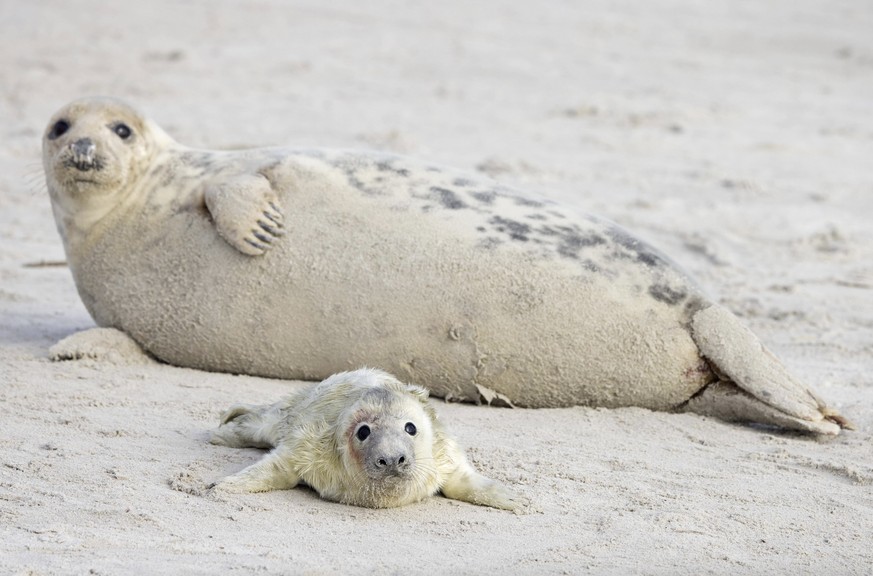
[147,163,171,187]
[514,197,544,208]
[476,226,486,232]
[683,296,709,317]
[331,156,386,196]
[535,224,605,259]
[347,174,384,196]
[334,158,387,196]
[154,158,183,187]
[179,152,217,175]
[470,190,496,205]
[637,252,661,266]
[606,227,666,267]
[453,178,475,187]
[430,186,467,210]
[557,232,605,259]
[491,216,530,242]
[375,160,411,177]
[649,284,687,305]
[478,237,504,250]
[526,213,548,221]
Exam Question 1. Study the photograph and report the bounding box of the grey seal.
[42,97,852,435]
[209,368,520,509]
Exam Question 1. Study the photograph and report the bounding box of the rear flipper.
[209,402,285,448]
[685,381,846,434]
[687,305,854,435]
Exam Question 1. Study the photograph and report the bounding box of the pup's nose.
[375,452,411,474]
[70,138,96,171]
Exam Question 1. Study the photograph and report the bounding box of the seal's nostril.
[377,458,387,467]
[398,456,405,464]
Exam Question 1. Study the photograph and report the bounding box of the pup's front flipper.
[208,448,299,494]
[204,174,285,256]
[441,465,523,511]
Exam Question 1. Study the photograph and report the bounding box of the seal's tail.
[209,402,285,448]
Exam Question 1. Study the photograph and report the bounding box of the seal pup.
[208,368,520,509]
[42,97,852,435]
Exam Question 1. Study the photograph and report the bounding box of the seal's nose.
[375,452,411,475]
[70,138,96,171]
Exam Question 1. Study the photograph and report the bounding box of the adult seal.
[43,97,852,435]
[209,368,520,509]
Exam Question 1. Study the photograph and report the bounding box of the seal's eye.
[356,424,371,441]
[48,120,69,140]
[114,123,132,140]
[404,422,417,436]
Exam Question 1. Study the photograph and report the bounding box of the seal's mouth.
[60,155,106,174]
[53,158,109,190]
[68,161,97,172]
[362,472,413,496]
[366,468,412,481]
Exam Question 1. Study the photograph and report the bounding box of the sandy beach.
[1,0,872,573]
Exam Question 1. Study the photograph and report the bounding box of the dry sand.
[2,0,872,574]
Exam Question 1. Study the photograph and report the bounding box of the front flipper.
[204,174,285,256]
[688,304,854,434]
[208,448,299,494]
[49,327,154,365]
[441,462,523,511]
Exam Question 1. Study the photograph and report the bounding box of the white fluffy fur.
[209,369,521,509]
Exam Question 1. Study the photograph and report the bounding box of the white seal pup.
[42,97,852,435]
[208,368,520,509]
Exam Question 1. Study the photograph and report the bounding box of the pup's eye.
[404,422,417,436]
[48,120,69,140]
[356,425,371,441]
[114,123,132,139]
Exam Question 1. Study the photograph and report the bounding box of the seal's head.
[336,383,440,507]
[42,97,172,244]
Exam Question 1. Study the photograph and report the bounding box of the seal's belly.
[77,152,713,409]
